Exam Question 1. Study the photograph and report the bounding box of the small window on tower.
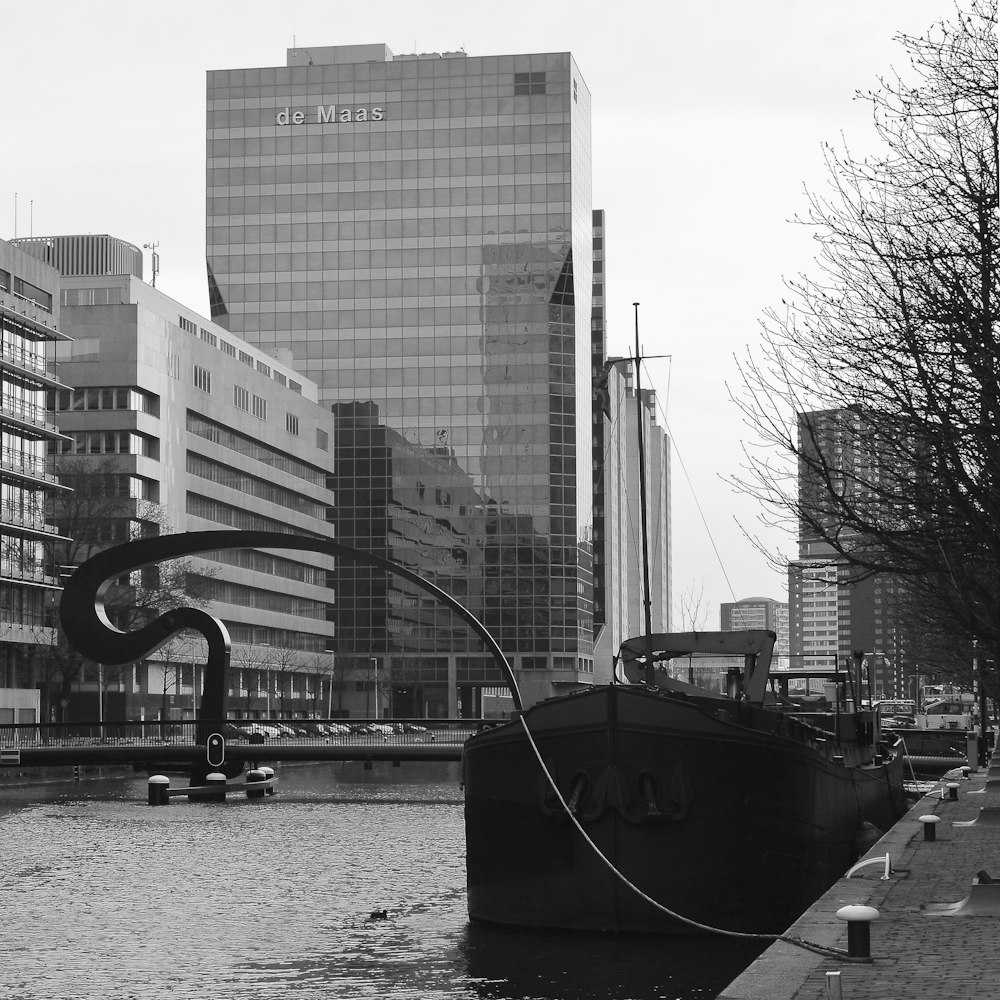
[514,71,546,96]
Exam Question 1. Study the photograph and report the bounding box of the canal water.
[0,762,764,1000]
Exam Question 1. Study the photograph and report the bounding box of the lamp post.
[372,657,379,719]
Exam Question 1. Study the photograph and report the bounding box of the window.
[199,328,218,347]
[238,350,254,367]
[286,413,300,436]
[256,360,271,377]
[179,316,197,335]
[514,71,546,96]
[220,340,237,357]
[12,276,53,312]
[252,394,267,420]
[233,385,249,411]
[193,365,212,393]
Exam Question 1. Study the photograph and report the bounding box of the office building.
[206,44,596,706]
[721,596,789,667]
[15,235,347,722]
[788,408,902,697]
[0,238,70,723]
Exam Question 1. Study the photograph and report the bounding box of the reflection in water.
[460,923,764,1000]
[0,763,762,999]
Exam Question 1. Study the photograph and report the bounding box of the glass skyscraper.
[206,44,594,708]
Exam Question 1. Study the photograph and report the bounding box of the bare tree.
[268,644,303,717]
[732,1,999,668]
[673,579,710,632]
[303,650,339,716]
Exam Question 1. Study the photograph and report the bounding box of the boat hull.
[464,685,907,935]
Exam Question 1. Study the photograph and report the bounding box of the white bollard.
[148,775,170,806]
[260,765,275,796]
[206,771,227,803]
[246,768,266,800]
[919,814,941,841]
[836,904,878,960]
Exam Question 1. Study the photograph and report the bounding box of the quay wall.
[719,765,1000,999]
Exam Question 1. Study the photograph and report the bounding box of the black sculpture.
[60,529,522,753]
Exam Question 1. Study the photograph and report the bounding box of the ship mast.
[632,303,656,686]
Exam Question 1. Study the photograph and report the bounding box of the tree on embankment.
[731,0,999,690]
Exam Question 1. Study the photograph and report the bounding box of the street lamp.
[372,657,379,719]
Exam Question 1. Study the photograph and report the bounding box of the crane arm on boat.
[616,629,777,705]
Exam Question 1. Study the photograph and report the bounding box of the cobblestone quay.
[720,754,1000,999]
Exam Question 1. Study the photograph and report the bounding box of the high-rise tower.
[206,45,595,705]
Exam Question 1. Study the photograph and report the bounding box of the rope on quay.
[518,714,873,962]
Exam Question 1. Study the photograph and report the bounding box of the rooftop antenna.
[143,242,160,288]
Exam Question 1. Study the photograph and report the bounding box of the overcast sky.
[2,0,957,626]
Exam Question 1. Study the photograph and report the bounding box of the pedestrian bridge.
[0,719,489,770]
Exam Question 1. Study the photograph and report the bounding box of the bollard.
[148,774,170,806]
[836,904,878,960]
[825,970,843,1000]
[962,766,972,780]
[919,814,941,841]
[246,768,266,800]
[206,771,227,803]
[947,782,960,801]
[259,765,275,795]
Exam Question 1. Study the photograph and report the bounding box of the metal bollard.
[947,782,960,801]
[259,765,275,795]
[961,766,972,780]
[826,970,843,1000]
[148,775,170,806]
[206,772,227,803]
[836,904,878,960]
[919,814,941,841]
[246,768,266,800]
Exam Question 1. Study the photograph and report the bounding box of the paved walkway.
[720,757,1000,999]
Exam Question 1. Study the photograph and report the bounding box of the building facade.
[13,236,351,722]
[787,408,900,698]
[206,44,596,705]
[0,238,70,723]
[721,596,789,665]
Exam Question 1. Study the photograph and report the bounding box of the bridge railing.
[0,719,495,749]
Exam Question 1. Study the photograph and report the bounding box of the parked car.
[320,722,351,737]
[243,723,281,740]
[296,722,330,739]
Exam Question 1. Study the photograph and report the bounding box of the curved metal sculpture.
[61,529,521,742]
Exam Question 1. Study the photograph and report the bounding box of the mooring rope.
[516,713,868,961]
